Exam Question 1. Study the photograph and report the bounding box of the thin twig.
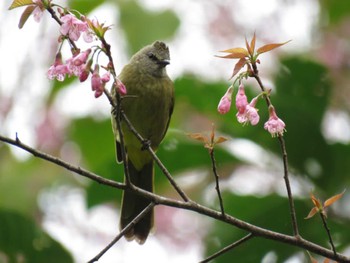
[278,136,299,237]
[88,203,155,263]
[209,148,225,215]
[46,6,78,51]
[252,64,299,237]
[199,233,254,263]
[121,111,190,202]
[319,213,337,256]
[0,134,349,262]
[0,134,125,189]
[113,95,131,185]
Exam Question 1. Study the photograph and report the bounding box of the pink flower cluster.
[217,83,286,137]
[235,84,260,126]
[47,49,91,82]
[264,105,286,137]
[60,14,94,43]
[91,65,111,98]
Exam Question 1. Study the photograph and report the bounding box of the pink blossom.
[101,72,111,83]
[116,79,127,95]
[60,14,88,41]
[72,49,91,66]
[235,83,248,114]
[47,53,70,81]
[32,0,44,22]
[91,65,104,98]
[264,106,286,137]
[79,68,90,82]
[236,97,260,125]
[217,86,233,114]
[66,57,84,77]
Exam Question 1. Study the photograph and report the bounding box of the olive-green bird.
[111,41,174,244]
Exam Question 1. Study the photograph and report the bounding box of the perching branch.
[120,110,190,202]
[0,133,124,190]
[0,134,349,262]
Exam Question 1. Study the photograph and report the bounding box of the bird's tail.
[120,160,154,244]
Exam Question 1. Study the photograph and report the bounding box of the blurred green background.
[1,0,350,262]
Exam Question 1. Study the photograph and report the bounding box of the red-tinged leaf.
[305,207,318,219]
[324,190,345,208]
[220,47,248,54]
[216,53,247,59]
[215,136,228,144]
[8,0,33,10]
[323,258,331,263]
[187,133,209,144]
[310,193,322,209]
[19,5,35,29]
[245,37,253,56]
[256,40,291,55]
[250,32,256,55]
[229,57,247,79]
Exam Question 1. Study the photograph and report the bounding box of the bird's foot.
[141,139,151,151]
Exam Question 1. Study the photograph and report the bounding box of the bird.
[111,41,174,244]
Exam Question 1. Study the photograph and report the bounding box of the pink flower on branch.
[264,105,286,137]
[217,86,233,114]
[32,0,44,22]
[115,79,127,96]
[47,53,69,81]
[235,83,248,114]
[91,65,104,98]
[236,97,260,126]
[60,14,89,41]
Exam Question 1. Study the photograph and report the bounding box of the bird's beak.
[157,59,170,66]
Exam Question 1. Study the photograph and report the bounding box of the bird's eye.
[147,52,158,61]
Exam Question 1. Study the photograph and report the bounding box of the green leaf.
[119,0,180,54]
[68,0,105,15]
[8,0,33,10]
[273,57,333,189]
[0,209,73,263]
[67,117,123,207]
[321,0,350,25]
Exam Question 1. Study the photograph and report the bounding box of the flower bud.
[217,86,233,114]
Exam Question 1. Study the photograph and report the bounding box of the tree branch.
[0,134,349,262]
[0,133,124,190]
[209,148,225,215]
[199,233,254,263]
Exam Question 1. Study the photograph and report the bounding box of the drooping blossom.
[264,105,286,137]
[235,83,248,114]
[217,86,233,114]
[91,65,103,98]
[60,14,89,41]
[66,49,91,77]
[236,97,260,125]
[115,78,127,95]
[47,53,70,81]
[101,72,111,83]
[78,60,92,82]
[32,0,44,22]
[72,49,91,66]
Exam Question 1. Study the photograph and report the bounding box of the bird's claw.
[141,139,151,151]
